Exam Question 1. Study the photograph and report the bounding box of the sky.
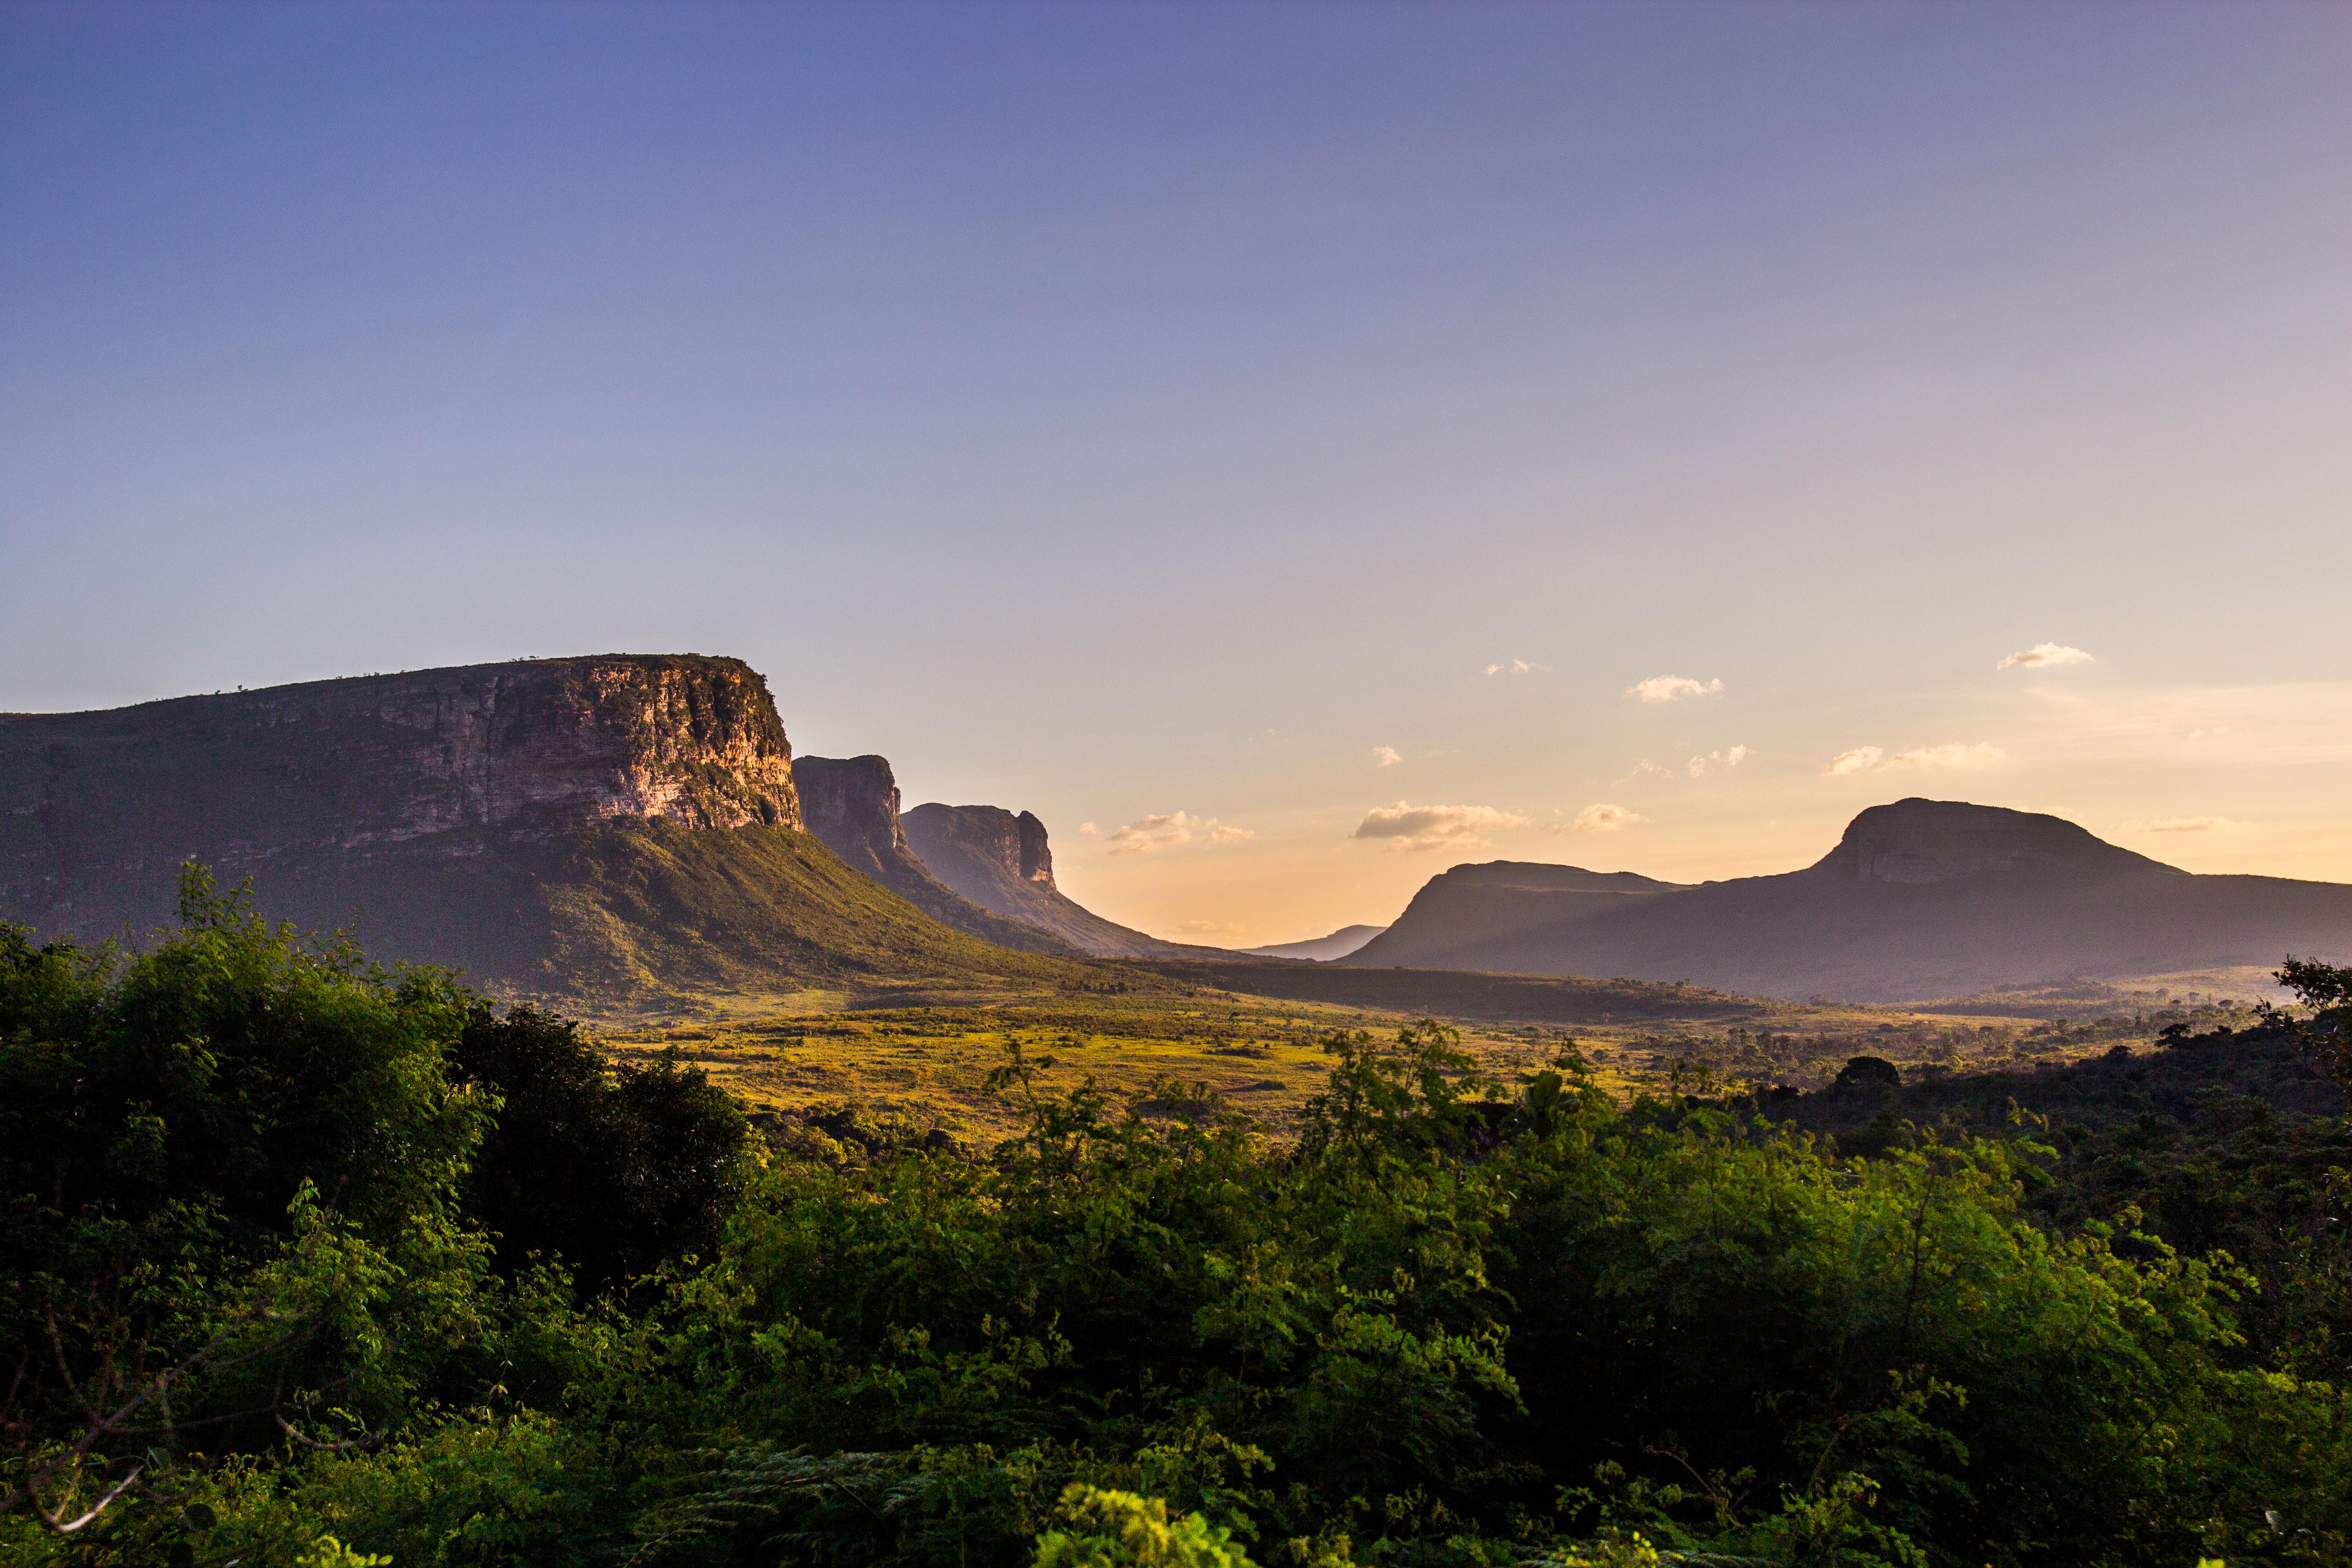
[5,2,2350,946]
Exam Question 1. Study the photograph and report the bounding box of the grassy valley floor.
[603,961,2267,1147]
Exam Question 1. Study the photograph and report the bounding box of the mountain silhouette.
[1343,799,2352,1000]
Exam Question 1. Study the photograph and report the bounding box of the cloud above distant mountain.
[1484,659,1534,676]
[1372,745,1401,767]
[1105,811,1255,855]
[1627,675,1723,703]
[1554,803,1644,833]
[1353,800,1529,852]
[1688,745,1749,777]
[2121,815,2247,834]
[1998,642,2095,671]
[1825,742,2005,776]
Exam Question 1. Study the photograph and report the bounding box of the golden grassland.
[602,965,2262,1148]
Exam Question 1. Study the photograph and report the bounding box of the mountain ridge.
[1344,799,2352,1001]
[0,657,1104,1008]
[901,803,1228,960]
[792,755,1076,956]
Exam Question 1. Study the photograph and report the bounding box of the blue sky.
[5,1,2349,942]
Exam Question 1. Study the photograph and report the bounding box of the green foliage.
[6,876,2349,1568]
[449,1005,753,1290]
[295,1537,393,1568]
[1034,1485,1256,1568]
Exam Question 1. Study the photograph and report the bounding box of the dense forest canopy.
[4,872,2349,1566]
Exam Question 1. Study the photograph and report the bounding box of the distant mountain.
[792,755,1076,956]
[1346,865,1689,971]
[0,657,1097,1008]
[901,804,1227,960]
[1241,924,1389,961]
[1342,799,2352,1002]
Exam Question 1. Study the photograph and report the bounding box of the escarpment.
[902,803,1226,960]
[0,657,1092,1006]
[791,755,1075,955]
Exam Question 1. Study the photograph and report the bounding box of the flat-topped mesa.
[902,803,1217,960]
[1808,799,2172,886]
[0,655,801,937]
[902,804,1056,891]
[791,754,908,871]
[788,756,1074,955]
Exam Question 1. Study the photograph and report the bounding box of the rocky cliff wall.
[792,755,908,872]
[0,654,802,939]
[902,803,1224,960]
[789,757,1073,956]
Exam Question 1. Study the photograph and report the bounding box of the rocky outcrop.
[791,756,1074,955]
[902,804,1225,960]
[1344,799,2352,1002]
[1,655,803,939]
[0,657,1107,1008]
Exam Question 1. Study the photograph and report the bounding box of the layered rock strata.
[791,755,1074,955]
[901,803,1222,960]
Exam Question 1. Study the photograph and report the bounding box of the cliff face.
[790,757,1073,956]
[901,803,1224,960]
[793,754,909,870]
[0,657,1102,1005]
[902,805,1056,891]
[1,655,798,942]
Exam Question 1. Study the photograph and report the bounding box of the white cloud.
[2121,815,2248,834]
[1104,811,1255,855]
[1371,745,1401,767]
[1352,800,1529,853]
[1686,745,1750,777]
[1998,642,2095,671]
[1825,742,2006,776]
[1627,675,1723,704]
[1556,803,1644,833]
[1483,659,1534,676]
[1171,918,1244,935]
[1078,822,1098,835]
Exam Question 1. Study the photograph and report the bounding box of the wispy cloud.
[1998,642,2095,671]
[1353,800,1529,852]
[1171,918,1244,935]
[1627,675,1723,704]
[1078,822,1098,835]
[2120,815,2247,834]
[1554,803,1644,833]
[1687,745,1749,777]
[1825,742,2005,776]
[1105,811,1255,855]
[1484,659,1534,676]
[1371,745,1401,767]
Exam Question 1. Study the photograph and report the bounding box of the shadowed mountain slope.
[791,755,1075,956]
[1347,864,1689,971]
[1343,799,2352,1002]
[901,803,1226,959]
[0,657,1101,1007]
[1241,924,1388,961]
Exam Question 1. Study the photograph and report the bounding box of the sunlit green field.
[605,969,2260,1147]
